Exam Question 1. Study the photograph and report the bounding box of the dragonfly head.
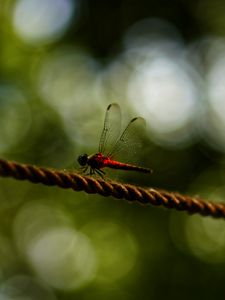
[77,154,88,166]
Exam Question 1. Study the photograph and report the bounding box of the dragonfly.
[77,103,151,177]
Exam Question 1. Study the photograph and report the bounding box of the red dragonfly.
[77,103,151,177]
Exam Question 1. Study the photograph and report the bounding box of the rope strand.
[0,158,224,219]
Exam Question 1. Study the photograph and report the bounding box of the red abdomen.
[105,159,151,173]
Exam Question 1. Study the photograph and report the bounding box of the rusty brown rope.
[0,158,225,219]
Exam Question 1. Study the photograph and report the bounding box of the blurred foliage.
[1,0,225,299]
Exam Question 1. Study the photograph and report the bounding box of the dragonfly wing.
[98,103,121,155]
[107,116,146,163]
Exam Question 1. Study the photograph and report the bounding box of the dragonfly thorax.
[77,154,88,166]
[87,153,107,169]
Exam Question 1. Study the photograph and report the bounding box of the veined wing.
[98,103,121,155]
[107,116,146,162]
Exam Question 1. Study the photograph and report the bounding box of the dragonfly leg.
[95,168,105,178]
[99,169,105,175]
[89,168,95,175]
[78,166,88,174]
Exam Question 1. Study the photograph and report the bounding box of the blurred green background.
[1,0,225,299]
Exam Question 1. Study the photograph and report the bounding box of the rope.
[0,158,224,219]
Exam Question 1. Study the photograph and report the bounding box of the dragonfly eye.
[77,154,88,166]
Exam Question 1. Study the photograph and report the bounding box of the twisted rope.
[0,158,224,219]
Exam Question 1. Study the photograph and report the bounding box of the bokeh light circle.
[127,55,200,147]
[83,220,138,284]
[37,48,103,147]
[27,227,96,290]
[0,84,31,152]
[204,39,225,152]
[13,202,97,291]
[0,275,56,300]
[185,215,225,264]
[12,0,76,45]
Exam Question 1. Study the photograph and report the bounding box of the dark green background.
[0,0,225,299]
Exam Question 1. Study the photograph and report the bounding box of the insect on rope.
[1,104,225,219]
[0,158,225,219]
[77,103,152,177]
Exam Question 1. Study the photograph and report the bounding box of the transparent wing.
[98,103,121,154]
[107,116,146,162]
